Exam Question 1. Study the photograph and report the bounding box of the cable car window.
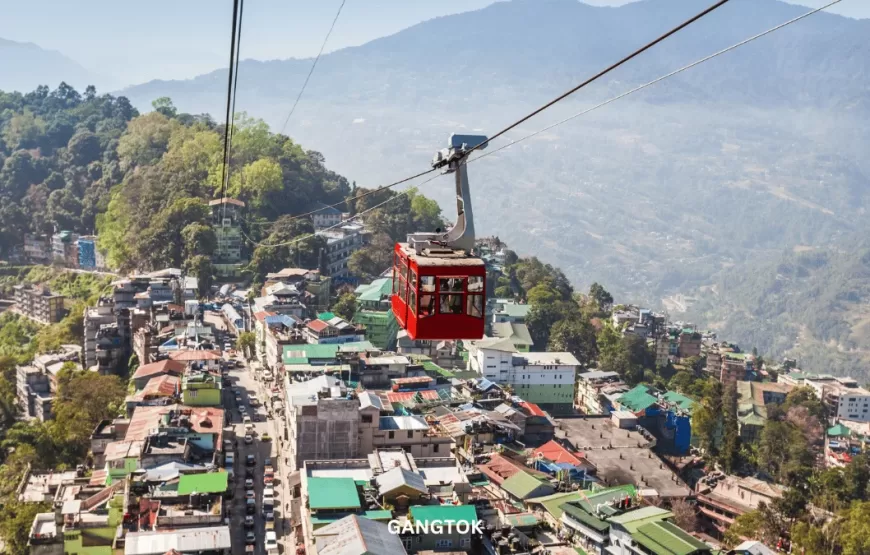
[410,269,418,289]
[440,294,463,315]
[420,294,435,317]
[439,277,465,293]
[399,274,408,304]
[409,290,417,315]
[467,295,483,318]
[420,276,435,292]
[468,276,484,293]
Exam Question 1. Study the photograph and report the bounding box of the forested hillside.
[0,84,443,290]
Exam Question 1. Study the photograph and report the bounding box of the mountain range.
[5,0,870,374]
[0,38,99,93]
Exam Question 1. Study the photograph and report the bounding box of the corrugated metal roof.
[633,521,710,555]
[314,515,407,555]
[177,471,227,495]
[410,504,478,525]
[124,526,232,555]
[500,470,552,500]
[379,416,429,431]
[307,477,362,510]
[616,385,659,413]
[376,466,428,497]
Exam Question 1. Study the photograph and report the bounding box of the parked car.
[244,434,253,444]
[264,457,272,467]
[244,478,254,488]
[261,433,271,442]
[245,499,256,514]
[245,531,256,545]
[245,490,255,500]
[265,531,278,552]
[244,515,254,528]
[246,454,256,466]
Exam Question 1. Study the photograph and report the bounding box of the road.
[224,353,294,555]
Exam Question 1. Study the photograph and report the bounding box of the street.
[224,352,294,555]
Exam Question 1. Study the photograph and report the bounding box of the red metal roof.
[131,359,186,381]
[306,319,329,332]
[476,453,549,485]
[253,311,274,322]
[532,440,584,466]
[125,404,225,444]
[169,349,222,361]
[387,390,440,404]
[138,375,180,399]
[519,402,547,417]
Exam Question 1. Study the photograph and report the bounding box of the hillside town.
[0,222,864,555]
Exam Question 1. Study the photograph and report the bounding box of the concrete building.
[318,222,368,278]
[303,317,366,345]
[353,278,399,350]
[468,338,579,412]
[13,284,66,324]
[695,474,784,537]
[75,236,101,270]
[284,375,360,471]
[576,371,625,415]
[706,344,754,384]
[51,231,79,267]
[736,381,793,442]
[23,234,51,264]
[209,197,247,278]
[491,300,530,325]
[312,202,344,230]
[806,376,870,422]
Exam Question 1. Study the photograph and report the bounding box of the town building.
[16,346,82,421]
[13,284,66,324]
[303,317,366,345]
[805,376,870,422]
[353,277,399,350]
[736,381,793,442]
[612,385,696,454]
[706,343,755,384]
[695,473,784,537]
[491,299,530,325]
[576,370,625,415]
[51,230,79,267]
[490,322,534,352]
[23,234,51,264]
[75,235,104,270]
[311,202,344,230]
[318,222,368,278]
[209,197,247,277]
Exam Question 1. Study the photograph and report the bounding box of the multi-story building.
[75,235,100,270]
[311,202,343,229]
[468,338,579,413]
[16,346,82,421]
[23,234,51,264]
[706,344,754,385]
[209,197,247,277]
[576,370,625,415]
[13,284,66,324]
[806,376,870,422]
[51,230,79,267]
[318,223,367,278]
[303,317,365,345]
[695,474,784,537]
[736,381,793,442]
[353,277,399,350]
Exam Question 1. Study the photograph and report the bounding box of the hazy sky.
[0,0,866,87]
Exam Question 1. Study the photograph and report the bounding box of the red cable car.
[392,134,489,341]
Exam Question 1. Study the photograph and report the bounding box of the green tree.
[67,131,102,166]
[1,110,45,150]
[548,317,598,368]
[589,282,614,311]
[331,292,358,321]
[0,500,50,555]
[236,331,256,358]
[52,372,125,456]
[117,111,177,168]
[152,96,178,118]
[720,382,740,472]
[185,255,214,297]
[347,233,393,281]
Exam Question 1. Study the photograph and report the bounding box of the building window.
[388,431,395,439]
[433,444,439,452]
[407,431,414,439]
[436,540,453,548]
[188,390,197,397]
[361,414,372,423]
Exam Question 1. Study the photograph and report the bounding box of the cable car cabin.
[391,242,486,341]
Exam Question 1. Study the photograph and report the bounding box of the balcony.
[29,513,58,545]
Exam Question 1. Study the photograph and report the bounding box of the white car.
[265,531,278,552]
[263,487,276,499]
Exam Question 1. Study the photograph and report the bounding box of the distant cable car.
[392,134,488,341]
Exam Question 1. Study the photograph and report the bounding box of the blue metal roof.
[265,314,298,327]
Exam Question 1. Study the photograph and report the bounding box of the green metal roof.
[828,424,852,437]
[307,477,362,510]
[318,312,336,321]
[282,341,374,364]
[310,510,393,524]
[527,491,585,519]
[560,502,610,532]
[421,360,454,378]
[177,471,228,495]
[410,504,478,525]
[617,385,659,413]
[357,278,392,302]
[504,512,540,527]
[608,506,673,533]
[661,391,697,413]
[633,521,710,555]
[501,471,552,500]
[498,303,531,319]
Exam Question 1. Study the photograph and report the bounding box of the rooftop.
[308,477,362,510]
[177,471,228,495]
[124,526,232,555]
[633,520,711,555]
[516,352,581,366]
[491,322,534,347]
[314,515,407,555]
[532,440,584,466]
[500,470,552,499]
[410,504,478,525]
[168,349,221,362]
[125,405,225,442]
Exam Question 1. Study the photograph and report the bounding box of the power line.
[279,0,348,135]
[223,0,245,219]
[465,0,733,156]
[243,0,842,250]
[218,0,243,224]
[240,172,442,248]
[252,0,732,229]
[468,0,843,166]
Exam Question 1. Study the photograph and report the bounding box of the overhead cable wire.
[249,0,732,229]
[467,0,843,166]
[464,0,733,156]
[240,172,442,248]
[242,0,843,249]
[222,0,246,223]
[279,0,348,135]
[219,0,243,224]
